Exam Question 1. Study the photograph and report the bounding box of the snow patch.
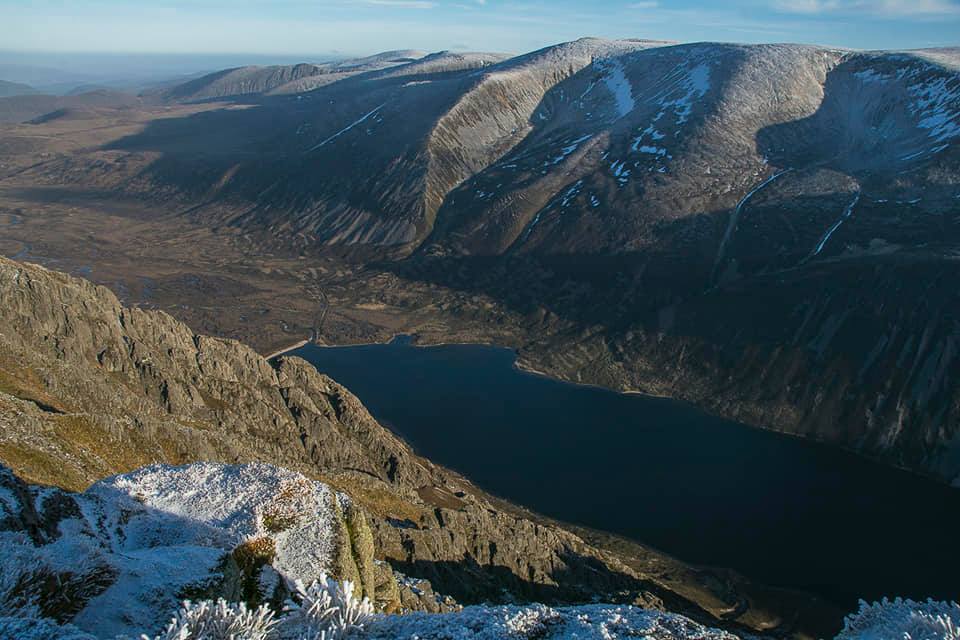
[596,59,635,119]
[559,180,584,209]
[807,191,861,261]
[610,159,631,185]
[545,134,593,166]
[908,75,960,143]
[364,603,738,640]
[854,69,892,84]
[637,145,668,157]
[652,62,711,127]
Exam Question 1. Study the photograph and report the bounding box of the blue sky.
[3,0,959,56]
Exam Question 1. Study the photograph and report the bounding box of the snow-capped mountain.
[30,40,954,256]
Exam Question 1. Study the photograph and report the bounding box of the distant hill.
[0,89,139,123]
[0,79,41,98]
[147,50,432,103]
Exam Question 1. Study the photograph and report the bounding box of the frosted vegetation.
[4,591,959,639]
[146,574,374,640]
[836,598,960,640]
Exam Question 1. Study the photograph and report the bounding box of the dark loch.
[291,338,960,609]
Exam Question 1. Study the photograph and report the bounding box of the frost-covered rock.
[86,463,340,586]
[363,603,739,639]
[836,598,960,640]
[134,596,960,640]
[140,599,735,640]
[0,463,373,639]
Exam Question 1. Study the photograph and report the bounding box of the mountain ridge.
[0,37,957,485]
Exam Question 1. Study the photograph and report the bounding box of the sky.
[3,0,960,59]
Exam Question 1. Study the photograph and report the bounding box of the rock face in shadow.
[0,256,830,637]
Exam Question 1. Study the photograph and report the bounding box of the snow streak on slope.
[807,191,861,260]
[546,134,593,166]
[854,58,960,154]
[653,62,712,127]
[910,75,960,144]
[307,103,387,152]
[713,168,792,274]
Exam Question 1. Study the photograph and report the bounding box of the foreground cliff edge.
[0,255,952,638]
[4,461,955,640]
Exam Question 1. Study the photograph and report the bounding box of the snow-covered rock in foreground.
[86,463,339,586]
[0,463,362,639]
[134,596,960,640]
[836,598,960,640]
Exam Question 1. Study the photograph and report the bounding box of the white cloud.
[628,1,660,8]
[776,0,960,16]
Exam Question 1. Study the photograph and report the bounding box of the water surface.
[291,339,960,609]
